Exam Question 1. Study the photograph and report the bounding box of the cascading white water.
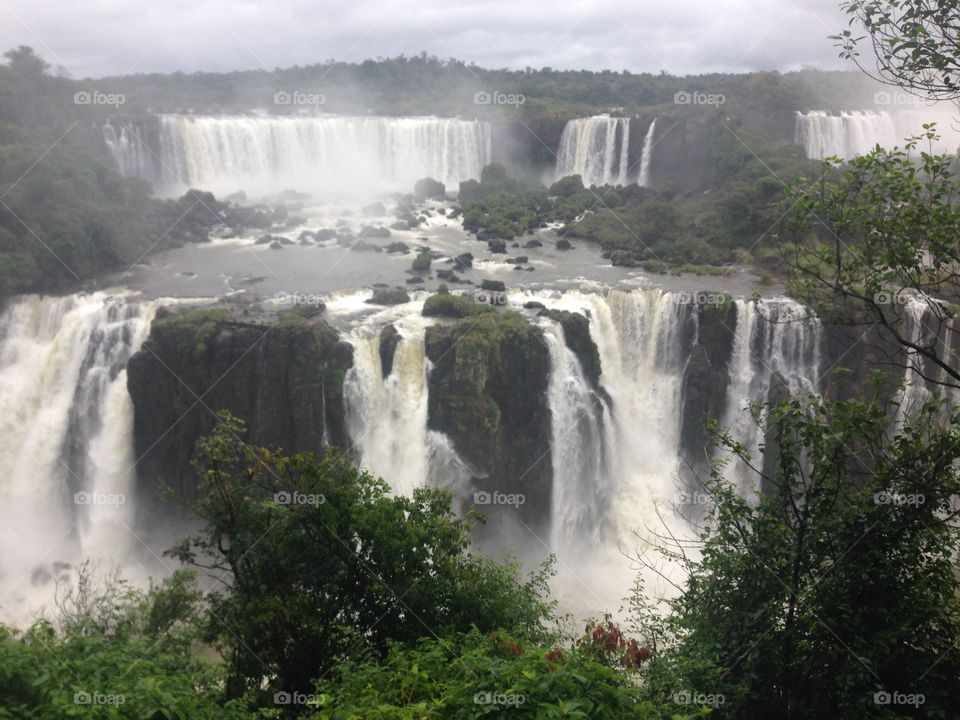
[0,292,156,621]
[524,289,699,611]
[555,115,632,187]
[794,110,960,160]
[721,298,822,487]
[539,319,609,553]
[110,114,493,197]
[637,119,656,188]
[342,308,471,497]
[102,121,157,181]
[343,317,431,496]
[889,296,960,424]
[512,288,828,614]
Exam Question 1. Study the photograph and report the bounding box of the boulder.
[366,287,410,305]
[379,324,401,378]
[359,225,391,239]
[350,240,383,252]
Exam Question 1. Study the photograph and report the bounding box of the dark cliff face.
[679,300,739,477]
[424,312,554,534]
[126,310,353,514]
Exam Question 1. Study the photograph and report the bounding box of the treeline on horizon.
[63,51,881,117]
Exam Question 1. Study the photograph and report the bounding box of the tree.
[788,0,960,391]
[788,132,960,392]
[835,0,960,100]
[3,45,49,79]
[169,413,555,702]
[638,396,960,719]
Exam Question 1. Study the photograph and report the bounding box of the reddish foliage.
[544,647,565,664]
[577,614,651,671]
[489,633,523,657]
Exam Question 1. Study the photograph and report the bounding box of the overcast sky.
[0,0,852,78]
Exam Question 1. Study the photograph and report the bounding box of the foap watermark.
[474,91,525,107]
[474,289,508,306]
[873,290,910,306]
[675,490,712,505]
[74,491,125,507]
[474,490,525,508]
[274,491,325,506]
[274,691,322,706]
[673,690,725,707]
[674,91,725,107]
[874,691,925,708]
[273,91,325,108]
[273,291,325,307]
[874,91,924,107]
[676,291,729,307]
[74,691,125,706]
[73,90,125,108]
[874,491,925,507]
[474,691,526,707]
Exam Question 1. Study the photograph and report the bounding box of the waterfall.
[637,119,656,187]
[794,109,960,160]
[721,298,822,488]
[342,311,470,497]
[102,121,157,182]
[889,296,960,424]
[109,114,493,196]
[0,293,155,620]
[555,115,632,186]
[540,319,609,554]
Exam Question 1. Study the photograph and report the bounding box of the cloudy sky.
[0,0,851,78]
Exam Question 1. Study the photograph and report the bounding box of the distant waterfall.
[0,293,155,620]
[794,110,960,160]
[637,119,656,188]
[102,121,157,181]
[555,115,632,186]
[105,114,493,196]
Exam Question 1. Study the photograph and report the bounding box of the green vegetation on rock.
[422,292,494,318]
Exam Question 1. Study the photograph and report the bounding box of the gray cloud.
[0,0,851,78]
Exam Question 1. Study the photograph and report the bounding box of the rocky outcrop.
[679,299,738,475]
[541,309,602,390]
[424,312,554,533]
[126,309,353,512]
[379,324,401,378]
